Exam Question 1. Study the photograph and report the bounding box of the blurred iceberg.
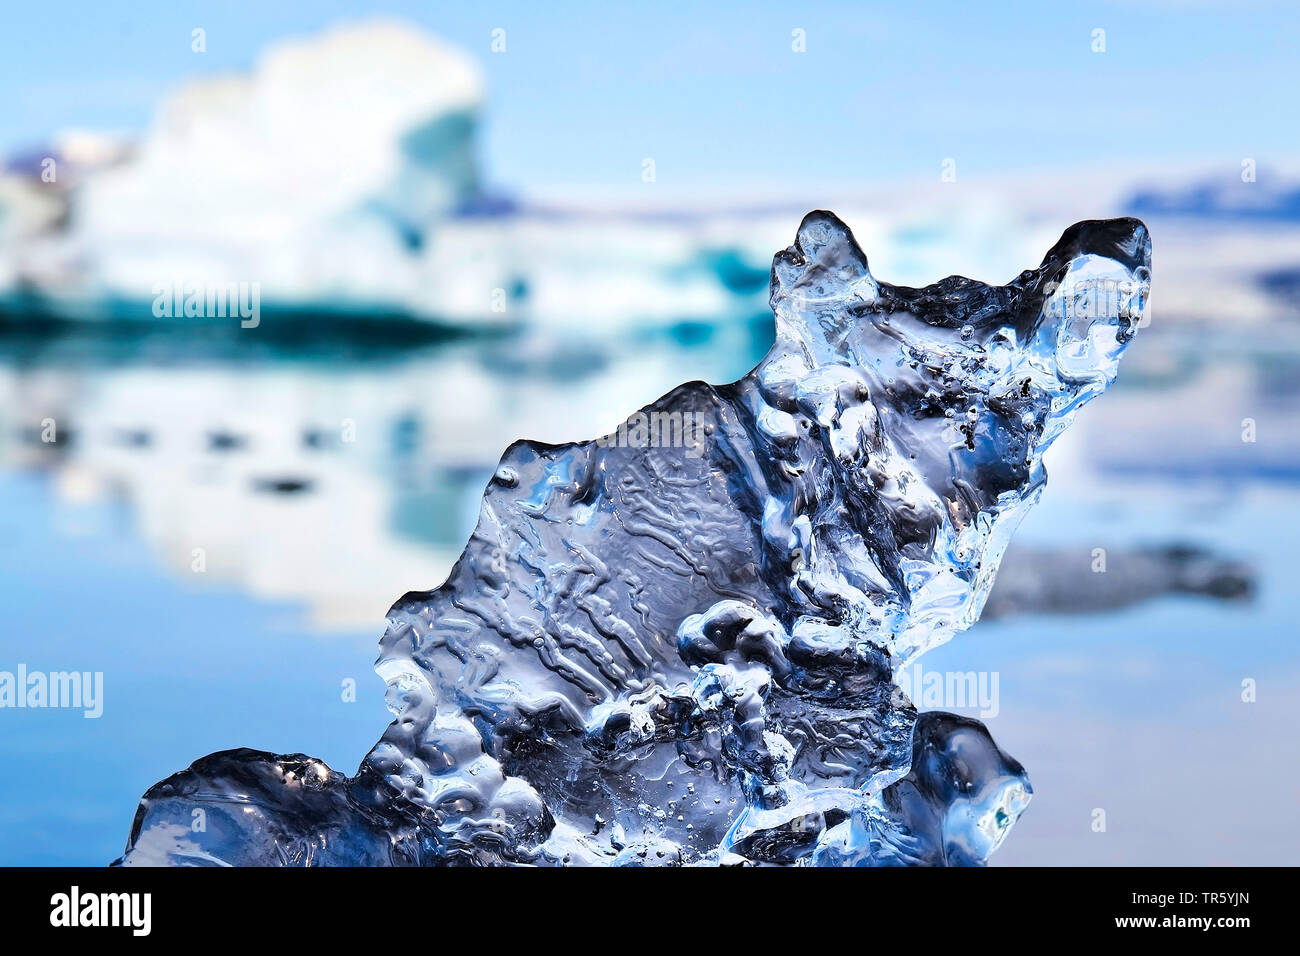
[3,21,484,322]
[0,20,784,333]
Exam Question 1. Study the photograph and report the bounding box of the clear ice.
[116,211,1150,866]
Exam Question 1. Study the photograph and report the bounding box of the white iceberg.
[7,19,484,321]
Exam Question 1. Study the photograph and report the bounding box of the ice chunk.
[116,210,1150,866]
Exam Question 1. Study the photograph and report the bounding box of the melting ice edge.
[117,210,1151,866]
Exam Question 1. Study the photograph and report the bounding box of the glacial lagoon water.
[1,224,1297,864]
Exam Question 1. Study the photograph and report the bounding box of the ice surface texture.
[117,211,1150,866]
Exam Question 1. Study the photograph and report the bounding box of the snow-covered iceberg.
[5,20,484,322]
[0,20,785,334]
[116,210,1150,866]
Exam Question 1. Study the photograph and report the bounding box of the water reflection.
[4,312,1298,632]
[0,316,772,630]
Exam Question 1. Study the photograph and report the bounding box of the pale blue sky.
[2,0,1296,195]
